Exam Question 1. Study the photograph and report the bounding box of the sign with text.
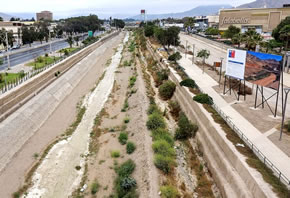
[226,49,247,80]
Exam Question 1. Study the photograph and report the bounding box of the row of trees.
[144,24,180,49]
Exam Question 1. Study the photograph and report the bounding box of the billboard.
[88,31,93,37]
[225,49,247,80]
[244,51,282,90]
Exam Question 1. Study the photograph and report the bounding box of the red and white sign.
[225,49,247,80]
[141,9,146,14]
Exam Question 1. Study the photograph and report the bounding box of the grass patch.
[0,72,25,89]
[129,76,137,87]
[91,180,100,195]
[160,185,180,198]
[58,47,77,54]
[27,56,61,70]
[152,140,175,157]
[121,98,129,112]
[111,150,121,158]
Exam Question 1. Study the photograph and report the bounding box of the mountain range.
[238,0,290,8]
[129,4,232,20]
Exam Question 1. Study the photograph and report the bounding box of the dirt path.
[22,33,129,198]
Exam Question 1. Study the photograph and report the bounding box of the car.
[12,45,21,50]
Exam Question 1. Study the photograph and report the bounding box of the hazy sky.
[1,0,255,18]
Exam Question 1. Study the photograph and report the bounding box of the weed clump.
[152,140,175,157]
[154,154,176,174]
[168,100,181,120]
[126,141,136,154]
[160,185,180,198]
[146,112,166,130]
[118,132,128,145]
[174,113,198,140]
[111,150,121,158]
[159,81,176,100]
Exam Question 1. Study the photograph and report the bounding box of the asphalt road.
[0,32,103,71]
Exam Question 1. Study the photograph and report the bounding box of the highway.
[0,32,103,71]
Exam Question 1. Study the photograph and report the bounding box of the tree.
[0,29,14,47]
[74,36,80,46]
[223,25,240,39]
[205,27,219,36]
[197,49,210,65]
[183,17,195,32]
[272,16,290,42]
[21,26,37,46]
[0,17,3,21]
[232,33,244,48]
[0,57,3,66]
[113,19,125,29]
[243,30,263,51]
[144,25,154,37]
[67,36,73,48]
[279,25,290,50]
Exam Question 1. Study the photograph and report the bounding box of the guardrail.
[0,32,110,95]
[146,39,290,188]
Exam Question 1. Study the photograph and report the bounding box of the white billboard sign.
[225,49,247,80]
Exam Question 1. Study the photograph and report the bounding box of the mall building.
[219,6,290,34]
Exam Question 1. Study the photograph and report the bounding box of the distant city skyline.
[2,0,254,19]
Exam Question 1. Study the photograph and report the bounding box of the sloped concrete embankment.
[0,33,122,175]
[0,31,119,122]
[146,42,276,198]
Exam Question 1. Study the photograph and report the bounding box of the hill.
[238,0,290,8]
[0,13,12,21]
[129,4,232,20]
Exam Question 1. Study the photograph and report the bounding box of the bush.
[174,113,198,140]
[168,52,182,63]
[36,56,44,63]
[117,159,136,177]
[152,128,174,147]
[124,117,130,124]
[193,93,213,105]
[152,140,175,157]
[129,76,137,87]
[119,132,128,145]
[120,177,137,190]
[111,150,120,158]
[179,78,196,88]
[159,81,176,100]
[64,49,69,56]
[168,100,181,119]
[126,141,136,154]
[146,112,166,130]
[91,181,100,194]
[147,104,161,115]
[154,154,175,174]
[160,185,179,198]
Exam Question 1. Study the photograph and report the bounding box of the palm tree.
[279,25,290,50]
[197,49,210,73]
[66,36,73,48]
[243,30,263,51]
[232,33,244,48]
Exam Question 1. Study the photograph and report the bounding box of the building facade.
[219,7,290,33]
[36,11,53,21]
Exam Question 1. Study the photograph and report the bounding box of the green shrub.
[129,76,137,87]
[122,98,129,112]
[147,104,161,115]
[154,69,169,86]
[152,140,175,157]
[91,181,100,194]
[168,52,182,63]
[193,93,213,105]
[36,56,44,63]
[120,177,137,190]
[152,129,174,147]
[64,49,69,56]
[179,78,196,88]
[146,112,166,130]
[117,159,136,177]
[168,100,181,119]
[159,81,176,100]
[174,113,198,140]
[126,141,136,154]
[124,116,130,124]
[119,132,128,145]
[111,150,120,158]
[154,154,175,174]
[160,185,179,198]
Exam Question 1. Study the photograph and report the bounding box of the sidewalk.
[178,54,290,183]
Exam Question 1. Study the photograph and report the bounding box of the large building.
[219,7,290,33]
[36,11,53,21]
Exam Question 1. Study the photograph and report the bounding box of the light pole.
[280,88,290,141]
[192,44,195,64]
[185,40,188,58]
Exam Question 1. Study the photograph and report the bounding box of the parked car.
[12,45,21,50]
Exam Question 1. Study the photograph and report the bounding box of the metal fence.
[0,34,105,95]
[196,84,290,187]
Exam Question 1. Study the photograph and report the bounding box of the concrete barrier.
[0,31,119,122]
[146,41,277,198]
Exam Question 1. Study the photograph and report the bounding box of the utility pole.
[5,32,11,70]
[192,44,195,64]
[280,88,290,141]
[185,40,188,58]
[49,30,52,54]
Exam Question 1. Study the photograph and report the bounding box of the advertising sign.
[245,51,282,90]
[225,49,247,80]
[88,31,93,37]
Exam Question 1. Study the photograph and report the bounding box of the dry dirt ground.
[0,33,124,198]
[78,35,160,198]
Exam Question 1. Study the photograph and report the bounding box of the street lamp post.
[280,88,290,141]
[219,57,224,86]
[192,44,195,64]
[5,32,11,70]
[185,40,188,58]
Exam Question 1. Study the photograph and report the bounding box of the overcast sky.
[1,0,255,18]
